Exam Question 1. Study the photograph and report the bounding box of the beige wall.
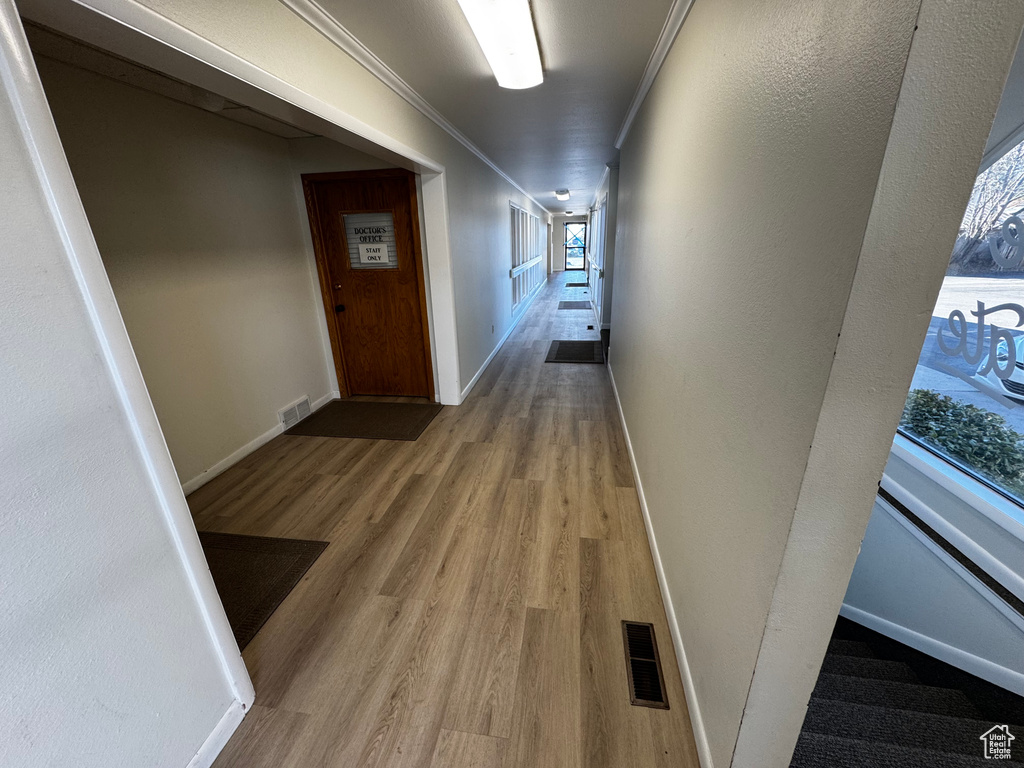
[36,56,389,486]
[88,0,549,389]
[608,0,1024,766]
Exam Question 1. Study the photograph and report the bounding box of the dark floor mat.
[285,399,442,440]
[199,532,328,650]
[545,339,605,364]
[565,282,588,287]
[558,300,592,309]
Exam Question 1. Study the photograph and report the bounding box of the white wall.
[607,1,1024,766]
[0,3,246,765]
[841,437,1024,693]
[843,500,1024,694]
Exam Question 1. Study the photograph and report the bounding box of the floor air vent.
[279,396,312,429]
[622,621,669,709]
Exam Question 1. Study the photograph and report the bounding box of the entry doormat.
[285,400,442,440]
[545,339,605,364]
[198,532,328,650]
[565,282,588,288]
[558,300,592,310]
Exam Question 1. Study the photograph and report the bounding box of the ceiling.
[314,0,676,211]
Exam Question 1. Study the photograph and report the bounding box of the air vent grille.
[622,621,669,709]
[279,396,312,429]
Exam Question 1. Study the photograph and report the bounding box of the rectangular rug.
[285,399,442,440]
[565,282,588,287]
[558,300,592,310]
[199,532,328,650]
[545,339,605,364]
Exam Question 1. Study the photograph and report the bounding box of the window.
[511,203,544,312]
[900,138,1024,508]
[565,222,586,270]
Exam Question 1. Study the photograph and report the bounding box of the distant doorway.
[564,222,587,270]
[303,169,434,399]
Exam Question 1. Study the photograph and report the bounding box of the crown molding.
[280,0,549,213]
[613,0,695,150]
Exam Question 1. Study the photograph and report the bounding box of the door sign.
[343,212,399,269]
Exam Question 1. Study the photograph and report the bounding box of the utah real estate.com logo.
[980,725,1015,760]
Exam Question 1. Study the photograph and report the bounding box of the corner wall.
[0,2,246,764]
[35,56,368,488]
[608,0,1024,765]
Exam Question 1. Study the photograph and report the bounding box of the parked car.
[974,334,1024,404]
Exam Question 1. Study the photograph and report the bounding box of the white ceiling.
[314,0,675,211]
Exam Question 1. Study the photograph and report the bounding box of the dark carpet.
[198,532,328,650]
[792,616,1024,766]
[565,282,588,287]
[558,300,592,310]
[545,339,605,364]
[285,399,442,440]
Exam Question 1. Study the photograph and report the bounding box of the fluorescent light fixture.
[555,189,570,201]
[457,0,543,89]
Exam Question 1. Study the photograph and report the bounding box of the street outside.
[913,274,1024,433]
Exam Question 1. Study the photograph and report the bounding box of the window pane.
[901,140,1024,504]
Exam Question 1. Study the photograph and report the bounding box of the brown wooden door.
[303,169,433,398]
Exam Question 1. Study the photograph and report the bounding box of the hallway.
[190,273,701,768]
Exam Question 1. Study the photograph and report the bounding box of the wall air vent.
[622,621,669,709]
[279,396,312,429]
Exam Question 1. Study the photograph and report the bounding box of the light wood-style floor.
[192,272,701,768]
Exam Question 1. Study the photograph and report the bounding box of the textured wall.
[608,0,1023,765]
[37,57,344,486]
[0,6,235,765]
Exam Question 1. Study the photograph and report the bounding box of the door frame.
[302,168,435,400]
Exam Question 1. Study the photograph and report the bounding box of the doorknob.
[335,304,345,312]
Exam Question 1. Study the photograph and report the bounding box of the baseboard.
[839,603,1024,695]
[460,278,547,402]
[608,363,715,768]
[180,390,337,495]
[185,698,249,768]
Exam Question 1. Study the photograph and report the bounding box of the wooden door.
[303,169,433,398]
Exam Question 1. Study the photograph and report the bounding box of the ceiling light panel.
[457,0,543,89]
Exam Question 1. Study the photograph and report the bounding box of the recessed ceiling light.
[457,0,543,90]
[555,189,570,201]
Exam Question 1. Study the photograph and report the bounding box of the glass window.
[565,222,586,270]
[901,139,1024,505]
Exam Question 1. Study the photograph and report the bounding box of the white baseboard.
[608,363,714,768]
[839,603,1024,695]
[180,391,337,495]
[460,278,547,402]
[186,698,249,768]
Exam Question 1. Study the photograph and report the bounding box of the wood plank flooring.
[193,272,701,768]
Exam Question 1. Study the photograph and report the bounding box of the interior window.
[900,138,1024,505]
